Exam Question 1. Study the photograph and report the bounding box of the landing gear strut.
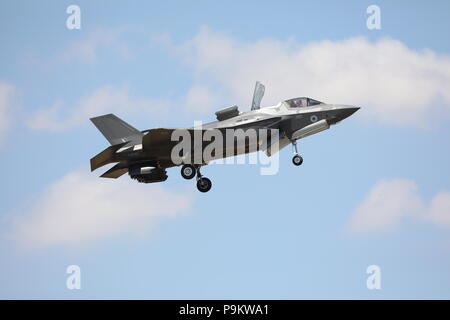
[195,166,212,193]
[291,140,303,166]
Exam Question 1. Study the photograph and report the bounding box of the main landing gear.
[181,164,196,180]
[291,140,303,166]
[181,164,212,193]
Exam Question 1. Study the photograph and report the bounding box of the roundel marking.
[310,115,318,123]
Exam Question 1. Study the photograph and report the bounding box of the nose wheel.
[292,154,303,166]
[291,140,303,166]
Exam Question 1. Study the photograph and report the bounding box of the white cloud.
[11,169,193,248]
[428,191,450,228]
[185,85,220,114]
[348,179,424,233]
[166,27,450,125]
[348,178,450,234]
[0,81,16,144]
[59,28,132,63]
[27,85,170,131]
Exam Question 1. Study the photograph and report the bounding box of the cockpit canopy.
[284,97,323,108]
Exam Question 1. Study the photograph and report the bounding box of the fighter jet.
[90,82,359,192]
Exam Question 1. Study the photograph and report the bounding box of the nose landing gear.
[291,140,303,166]
[292,154,303,166]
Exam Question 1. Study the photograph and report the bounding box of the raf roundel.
[310,115,318,123]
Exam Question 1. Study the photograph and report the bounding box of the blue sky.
[1,0,450,299]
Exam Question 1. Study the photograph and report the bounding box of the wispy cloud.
[347,178,450,234]
[161,27,450,125]
[10,169,194,249]
[27,84,171,131]
[428,191,450,228]
[59,27,133,63]
[184,85,220,114]
[0,81,17,144]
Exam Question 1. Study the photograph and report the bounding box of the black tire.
[196,177,212,193]
[181,164,196,179]
[292,155,303,166]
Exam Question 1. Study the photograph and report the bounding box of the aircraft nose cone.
[341,106,360,119]
[350,107,361,115]
[348,107,360,116]
[328,106,360,124]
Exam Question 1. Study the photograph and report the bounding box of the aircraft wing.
[233,116,282,130]
[142,128,211,164]
[260,136,290,157]
[142,128,215,146]
[142,128,178,151]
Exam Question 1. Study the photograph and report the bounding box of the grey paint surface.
[90,83,359,184]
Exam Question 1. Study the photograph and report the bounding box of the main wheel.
[292,154,303,166]
[196,177,212,193]
[181,164,196,179]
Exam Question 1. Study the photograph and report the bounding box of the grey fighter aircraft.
[90,82,359,192]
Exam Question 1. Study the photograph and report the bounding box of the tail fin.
[90,114,143,146]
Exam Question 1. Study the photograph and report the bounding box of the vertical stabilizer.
[90,114,143,146]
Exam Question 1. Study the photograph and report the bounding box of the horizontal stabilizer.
[100,163,128,178]
[90,142,128,171]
